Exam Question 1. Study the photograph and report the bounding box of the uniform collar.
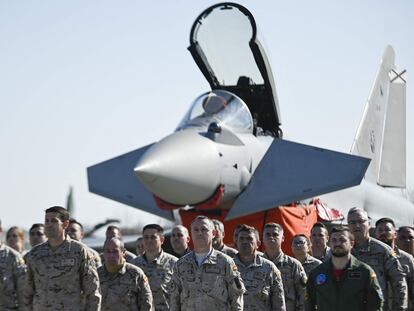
[234,252,263,268]
[144,250,163,264]
[354,236,372,252]
[191,248,215,266]
[105,261,127,275]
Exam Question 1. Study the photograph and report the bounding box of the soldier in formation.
[99,237,153,311]
[23,206,101,311]
[170,216,245,311]
[132,224,177,311]
[262,222,308,311]
[233,224,286,310]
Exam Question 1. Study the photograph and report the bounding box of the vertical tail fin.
[351,45,407,187]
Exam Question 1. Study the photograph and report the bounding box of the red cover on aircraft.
[179,204,318,256]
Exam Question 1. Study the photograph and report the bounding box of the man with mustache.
[375,218,414,310]
[306,226,383,311]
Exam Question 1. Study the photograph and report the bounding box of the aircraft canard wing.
[226,139,370,220]
[87,144,174,220]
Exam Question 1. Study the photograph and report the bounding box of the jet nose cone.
[134,130,221,205]
[134,163,158,184]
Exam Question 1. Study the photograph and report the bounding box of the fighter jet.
[87,3,412,225]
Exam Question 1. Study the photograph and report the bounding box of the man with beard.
[348,207,408,311]
[398,226,414,257]
[23,206,101,310]
[375,218,414,310]
[306,226,383,311]
[212,219,238,257]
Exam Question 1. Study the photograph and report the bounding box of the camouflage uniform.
[100,249,136,265]
[23,237,101,311]
[218,244,238,258]
[233,253,286,311]
[98,262,153,311]
[352,237,408,311]
[132,250,177,311]
[395,248,414,310]
[125,250,137,263]
[170,249,245,311]
[301,255,322,277]
[86,246,102,268]
[313,247,331,262]
[0,243,27,311]
[264,252,307,311]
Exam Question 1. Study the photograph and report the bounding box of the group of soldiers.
[1,206,414,311]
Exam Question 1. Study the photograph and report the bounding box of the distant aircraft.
[87,2,413,229]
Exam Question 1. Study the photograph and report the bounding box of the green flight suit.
[305,255,383,311]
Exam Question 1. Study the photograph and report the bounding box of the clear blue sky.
[1,1,413,230]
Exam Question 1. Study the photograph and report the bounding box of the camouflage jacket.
[352,237,408,310]
[170,249,245,311]
[24,237,101,311]
[0,243,27,311]
[218,244,238,258]
[302,255,322,277]
[98,262,153,311]
[395,248,414,311]
[233,253,286,311]
[264,252,307,311]
[132,250,177,311]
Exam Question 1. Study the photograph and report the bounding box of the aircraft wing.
[226,139,370,220]
[87,144,174,220]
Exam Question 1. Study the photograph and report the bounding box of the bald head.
[171,225,190,256]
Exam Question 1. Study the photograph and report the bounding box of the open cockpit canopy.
[188,2,282,137]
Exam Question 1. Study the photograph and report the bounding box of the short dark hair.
[107,225,120,232]
[29,223,44,232]
[311,222,328,232]
[143,224,164,234]
[330,226,354,241]
[237,224,259,241]
[69,219,84,232]
[375,217,395,228]
[398,226,414,233]
[263,223,283,233]
[45,206,70,221]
